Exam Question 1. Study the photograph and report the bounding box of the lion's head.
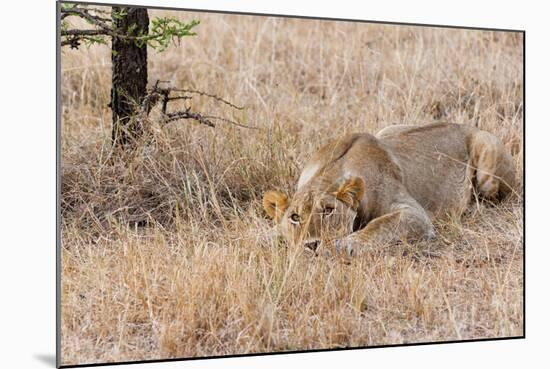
[262,177,365,252]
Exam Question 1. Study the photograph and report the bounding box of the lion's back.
[298,123,513,216]
[377,123,473,214]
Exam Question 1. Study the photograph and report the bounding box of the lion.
[262,123,516,256]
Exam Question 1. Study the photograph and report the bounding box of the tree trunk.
[111,7,149,147]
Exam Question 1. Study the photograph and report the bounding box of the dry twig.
[142,80,258,130]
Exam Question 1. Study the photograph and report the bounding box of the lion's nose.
[304,240,320,252]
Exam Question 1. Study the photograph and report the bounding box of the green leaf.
[135,17,200,51]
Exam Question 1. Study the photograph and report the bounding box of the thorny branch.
[62,5,113,28]
[61,29,110,47]
[61,4,199,50]
[164,109,216,127]
[168,88,245,111]
[141,80,258,130]
[61,5,115,48]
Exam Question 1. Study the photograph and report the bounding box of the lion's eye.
[290,213,300,224]
[323,206,335,216]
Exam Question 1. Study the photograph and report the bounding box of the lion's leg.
[335,201,435,256]
[468,130,516,200]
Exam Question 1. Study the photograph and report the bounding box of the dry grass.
[60,9,524,366]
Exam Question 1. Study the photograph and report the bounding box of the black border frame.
[56,1,526,367]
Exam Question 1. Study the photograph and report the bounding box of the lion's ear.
[263,191,289,223]
[334,177,365,209]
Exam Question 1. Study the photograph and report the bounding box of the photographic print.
[58,1,524,367]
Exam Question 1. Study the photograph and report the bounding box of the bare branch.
[201,115,260,130]
[168,87,245,110]
[165,109,216,127]
[140,80,259,130]
[166,95,193,102]
[61,30,110,48]
[61,5,113,32]
[61,29,110,37]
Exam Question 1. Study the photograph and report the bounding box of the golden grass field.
[60,8,524,366]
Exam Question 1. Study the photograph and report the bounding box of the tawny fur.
[263,123,516,255]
